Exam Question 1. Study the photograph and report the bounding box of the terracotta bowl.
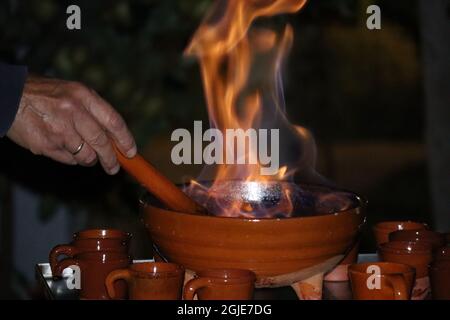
[141,182,366,287]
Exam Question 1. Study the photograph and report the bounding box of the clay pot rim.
[349,262,415,276]
[373,221,428,231]
[144,202,365,224]
[142,199,366,224]
[379,250,431,257]
[129,262,184,278]
[141,182,367,221]
[74,228,132,240]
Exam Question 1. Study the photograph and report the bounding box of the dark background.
[0,0,449,299]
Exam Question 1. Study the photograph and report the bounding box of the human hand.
[6,75,137,174]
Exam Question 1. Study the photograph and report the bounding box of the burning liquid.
[184,0,349,218]
[186,181,359,219]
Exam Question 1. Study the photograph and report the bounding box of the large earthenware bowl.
[141,181,366,287]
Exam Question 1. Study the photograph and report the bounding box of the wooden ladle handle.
[113,144,207,215]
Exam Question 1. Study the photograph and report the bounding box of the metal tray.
[35,254,378,300]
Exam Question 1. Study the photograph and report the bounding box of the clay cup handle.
[49,245,76,276]
[183,278,211,300]
[385,274,409,300]
[53,258,79,279]
[105,269,131,299]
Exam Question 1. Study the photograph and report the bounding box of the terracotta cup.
[348,262,415,300]
[105,262,184,300]
[435,246,450,262]
[54,252,130,300]
[373,221,427,247]
[430,261,450,300]
[378,241,432,300]
[389,229,445,250]
[183,269,256,300]
[49,229,131,277]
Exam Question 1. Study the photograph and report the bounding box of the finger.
[76,144,98,167]
[72,109,120,175]
[83,90,136,158]
[49,150,77,165]
[63,126,98,166]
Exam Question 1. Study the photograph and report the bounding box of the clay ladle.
[113,145,208,215]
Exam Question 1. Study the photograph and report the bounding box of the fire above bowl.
[141,181,366,299]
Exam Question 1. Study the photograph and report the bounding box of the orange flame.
[185,0,308,217]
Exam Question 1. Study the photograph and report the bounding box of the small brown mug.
[430,261,450,300]
[373,221,427,247]
[389,229,445,250]
[348,262,415,300]
[54,252,130,300]
[183,269,256,300]
[105,262,184,300]
[50,229,131,277]
[378,241,432,300]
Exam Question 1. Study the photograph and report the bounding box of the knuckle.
[51,121,68,136]
[68,82,89,98]
[107,113,125,132]
[59,97,76,111]
[87,130,108,147]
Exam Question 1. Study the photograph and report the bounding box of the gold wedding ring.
[72,141,85,155]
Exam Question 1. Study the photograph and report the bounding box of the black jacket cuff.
[0,63,28,137]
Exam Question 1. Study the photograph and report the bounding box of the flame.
[185,0,308,217]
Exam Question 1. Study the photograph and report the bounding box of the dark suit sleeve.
[0,63,28,137]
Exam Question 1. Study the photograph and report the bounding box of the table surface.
[35,254,378,300]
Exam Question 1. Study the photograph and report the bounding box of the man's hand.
[6,76,137,174]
